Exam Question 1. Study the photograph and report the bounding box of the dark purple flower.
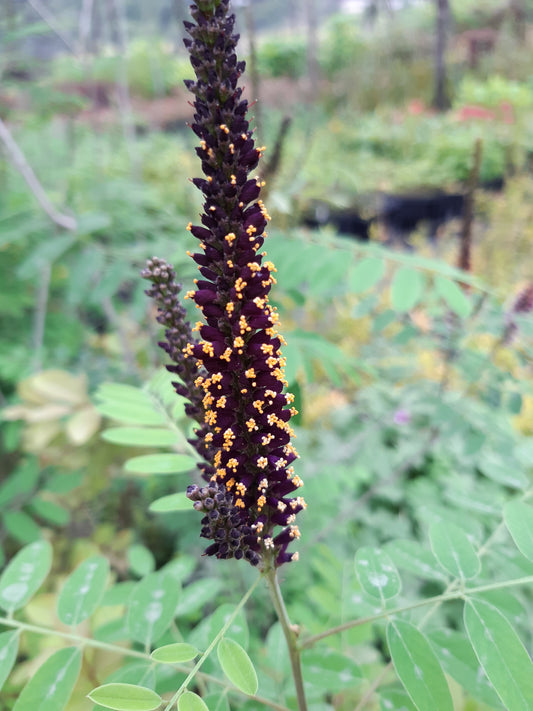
[145,0,305,567]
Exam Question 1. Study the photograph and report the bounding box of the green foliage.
[0,458,81,547]
[49,41,191,99]
[256,37,307,79]
[457,76,533,109]
[319,15,364,80]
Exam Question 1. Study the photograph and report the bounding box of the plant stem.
[300,574,533,649]
[354,662,393,711]
[0,117,77,231]
[162,575,262,711]
[264,567,308,711]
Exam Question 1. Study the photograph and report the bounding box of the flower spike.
[145,0,304,567]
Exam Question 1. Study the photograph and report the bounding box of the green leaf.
[384,540,448,582]
[429,629,503,708]
[379,688,416,711]
[17,232,78,279]
[95,385,167,426]
[0,630,19,692]
[390,268,424,312]
[149,493,192,513]
[43,471,83,494]
[178,691,209,711]
[429,521,480,579]
[127,572,180,646]
[96,383,155,405]
[349,257,386,293]
[124,454,195,475]
[76,212,112,234]
[127,544,155,577]
[464,598,533,711]
[95,403,167,426]
[0,459,40,506]
[0,540,53,612]
[57,555,110,626]
[302,648,362,690]
[264,622,289,676]
[12,647,81,711]
[175,578,223,617]
[202,694,229,711]
[101,581,136,606]
[478,450,528,489]
[94,617,130,644]
[504,500,533,563]
[161,556,196,584]
[217,638,258,696]
[101,427,179,447]
[208,604,249,650]
[87,683,162,711]
[151,643,199,664]
[434,276,472,317]
[3,510,41,544]
[103,662,156,690]
[387,620,453,711]
[354,547,402,602]
[28,498,70,526]
[507,392,523,415]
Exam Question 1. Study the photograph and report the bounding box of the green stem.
[300,575,533,649]
[0,617,150,659]
[264,567,308,711]
[162,574,262,711]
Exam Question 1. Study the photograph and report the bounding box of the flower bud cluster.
[142,257,216,475]
[187,483,261,565]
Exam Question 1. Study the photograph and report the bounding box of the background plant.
[1,0,533,709]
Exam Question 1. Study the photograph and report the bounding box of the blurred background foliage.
[1,0,533,709]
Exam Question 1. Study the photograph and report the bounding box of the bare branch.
[27,0,80,56]
[0,117,77,231]
[79,0,95,53]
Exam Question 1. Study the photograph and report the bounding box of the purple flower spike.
[145,0,305,568]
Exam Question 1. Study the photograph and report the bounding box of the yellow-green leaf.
[151,643,199,664]
[87,683,162,711]
[124,454,195,475]
[217,638,258,696]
